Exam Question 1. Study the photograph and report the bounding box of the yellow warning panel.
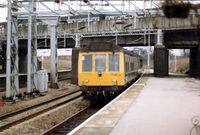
[0,65,2,70]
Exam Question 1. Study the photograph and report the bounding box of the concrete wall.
[71,48,80,85]
[19,55,42,73]
[154,45,168,77]
[190,45,200,78]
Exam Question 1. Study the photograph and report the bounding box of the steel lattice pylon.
[5,0,20,100]
[26,1,38,95]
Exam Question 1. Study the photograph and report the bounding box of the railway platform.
[69,69,200,135]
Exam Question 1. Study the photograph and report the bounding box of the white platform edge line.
[134,84,146,86]
[67,71,146,135]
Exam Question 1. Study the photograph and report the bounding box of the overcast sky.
[0,1,157,22]
[0,8,7,22]
[1,0,200,23]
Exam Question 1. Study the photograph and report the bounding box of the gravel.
[0,80,90,135]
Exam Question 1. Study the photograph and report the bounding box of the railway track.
[0,89,82,132]
[42,107,101,135]
[0,73,142,134]
[41,75,142,134]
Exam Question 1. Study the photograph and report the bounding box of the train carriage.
[0,50,6,74]
[72,42,142,103]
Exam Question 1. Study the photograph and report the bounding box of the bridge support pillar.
[71,48,81,85]
[49,25,59,89]
[154,45,168,77]
[4,0,21,101]
[40,17,60,89]
[26,1,38,96]
[190,46,200,78]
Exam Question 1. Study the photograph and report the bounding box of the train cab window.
[109,54,119,72]
[95,54,106,72]
[82,55,93,72]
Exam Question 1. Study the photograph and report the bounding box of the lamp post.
[175,54,176,72]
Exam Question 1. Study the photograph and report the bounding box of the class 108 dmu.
[72,42,143,104]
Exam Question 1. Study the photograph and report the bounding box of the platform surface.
[69,72,200,135]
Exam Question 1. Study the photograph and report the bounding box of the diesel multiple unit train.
[72,42,143,103]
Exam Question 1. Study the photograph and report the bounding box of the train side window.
[109,54,119,72]
[82,55,93,72]
[95,54,106,72]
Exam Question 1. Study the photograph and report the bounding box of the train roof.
[80,42,123,52]
[80,42,141,58]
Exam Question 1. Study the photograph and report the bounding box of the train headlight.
[113,79,116,83]
[85,79,89,83]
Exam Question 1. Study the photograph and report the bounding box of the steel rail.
[0,89,81,121]
[0,91,82,131]
[42,75,142,135]
[41,106,91,135]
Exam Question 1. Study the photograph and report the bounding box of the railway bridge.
[0,14,200,48]
[0,0,200,100]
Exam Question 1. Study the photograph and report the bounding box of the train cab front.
[78,52,125,98]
